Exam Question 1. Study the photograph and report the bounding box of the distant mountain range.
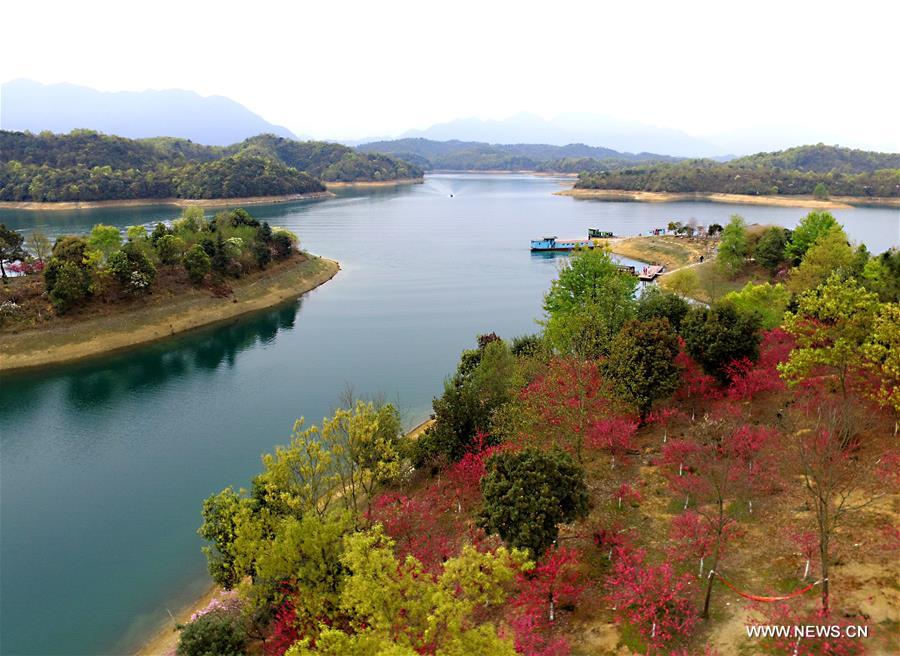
[1,79,299,146]
[394,113,722,159]
[356,138,683,173]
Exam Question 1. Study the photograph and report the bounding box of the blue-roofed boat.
[530,236,598,252]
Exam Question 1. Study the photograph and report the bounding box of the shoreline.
[133,417,435,656]
[324,177,424,189]
[0,192,336,212]
[555,187,900,209]
[0,256,339,373]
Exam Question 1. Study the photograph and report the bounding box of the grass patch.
[610,235,714,269]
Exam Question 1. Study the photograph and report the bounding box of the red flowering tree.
[659,411,775,618]
[748,602,866,655]
[674,348,722,420]
[725,328,795,401]
[613,482,642,511]
[605,545,699,652]
[586,416,638,467]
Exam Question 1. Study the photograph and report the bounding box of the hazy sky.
[3,0,898,149]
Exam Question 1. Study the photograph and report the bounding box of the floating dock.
[638,264,666,281]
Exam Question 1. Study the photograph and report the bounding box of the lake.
[0,174,897,655]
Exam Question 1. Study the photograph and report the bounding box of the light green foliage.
[780,273,879,397]
[664,267,700,299]
[542,247,637,358]
[716,215,748,278]
[862,303,900,412]
[198,487,256,589]
[813,182,829,199]
[156,234,186,264]
[126,225,148,242]
[786,211,841,262]
[722,282,790,329]
[605,318,682,420]
[286,527,524,656]
[479,448,589,557]
[183,244,211,284]
[787,227,853,294]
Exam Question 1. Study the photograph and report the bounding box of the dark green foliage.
[635,286,689,330]
[183,244,212,284]
[0,130,422,202]
[479,448,589,557]
[211,235,231,275]
[416,337,517,465]
[108,242,157,294]
[813,182,829,199]
[0,224,26,280]
[604,318,682,420]
[45,259,91,312]
[681,303,763,384]
[51,235,89,264]
[198,488,252,589]
[176,612,247,656]
[272,232,294,260]
[150,222,171,244]
[253,240,272,269]
[510,333,544,357]
[754,227,790,273]
[200,237,216,257]
[861,249,900,302]
[155,234,184,264]
[575,144,900,198]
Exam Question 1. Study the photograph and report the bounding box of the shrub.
[156,234,186,265]
[681,303,762,384]
[109,242,157,294]
[46,259,91,313]
[51,236,89,264]
[176,611,247,656]
[183,245,212,285]
[253,240,272,269]
[479,448,589,557]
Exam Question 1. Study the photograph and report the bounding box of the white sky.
[2,0,898,149]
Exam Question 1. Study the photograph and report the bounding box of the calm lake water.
[0,174,897,655]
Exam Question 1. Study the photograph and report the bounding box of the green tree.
[753,226,789,273]
[542,247,637,358]
[479,448,589,557]
[51,235,89,264]
[813,182,829,199]
[45,259,91,312]
[177,611,247,656]
[787,228,853,294]
[286,527,523,656]
[786,211,841,262]
[862,302,900,412]
[716,215,748,278]
[198,487,257,589]
[635,286,690,330]
[681,303,762,384]
[108,241,157,294]
[780,273,879,401]
[860,249,900,302]
[722,281,790,329]
[86,224,122,263]
[183,245,211,284]
[156,234,186,264]
[664,267,700,299]
[0,224,26,280]
[604,318,682,421]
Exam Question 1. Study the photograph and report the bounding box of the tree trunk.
[820,534,830,616]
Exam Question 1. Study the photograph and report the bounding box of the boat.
[588,228,614,238]
[530,236,598,252]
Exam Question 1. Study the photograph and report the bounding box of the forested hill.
[575,144,900,198]
[730,144,900,173]
[356,138,680,172]
[0,130,423,202]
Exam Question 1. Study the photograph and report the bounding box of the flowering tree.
[605,545,699,651]
[725,328,795,401]
[586,416,638,467]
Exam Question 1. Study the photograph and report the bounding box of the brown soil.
[324,178,424,189]
[0,192,335,212]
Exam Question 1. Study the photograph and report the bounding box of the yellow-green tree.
[286,527,527,656]
[863,302,900,413]
[787,228,853,294]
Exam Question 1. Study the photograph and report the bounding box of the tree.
[787,227,853,294]
[542,247,637,358]
[108,241,157,294]
[635,285,690,330]
[177,610,247,656]
[786,211,841,262]
[681,303,762,384]
[285,528,525,655]
[664,267,700,299]
[156,234,186,264]
[753,226,788,273]
[863,302,900,412]
[604,318,681,422]
[813,181,829,199]
[780,274,878,403]
[45,259,91,312]
[722,282,790,330]
[183,245,211,284]
[198,487,257,589]
[706,223,723,238]
[0,224,26,280]
[716,215,748,277]
[479,448,589,557]
[86,223,122,263]
[27,229,52,263]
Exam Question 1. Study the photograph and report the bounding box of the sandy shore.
[324,177,424,189]
[0,256,339,372]
[555,187,900,209]
[0,192,336,212]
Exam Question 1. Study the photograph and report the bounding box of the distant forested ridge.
[0,131,423,202]
[356,138,680,172]
[575,145,900,198]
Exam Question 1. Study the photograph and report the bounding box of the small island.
[0,130,423,209]
[0,208,338,371]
